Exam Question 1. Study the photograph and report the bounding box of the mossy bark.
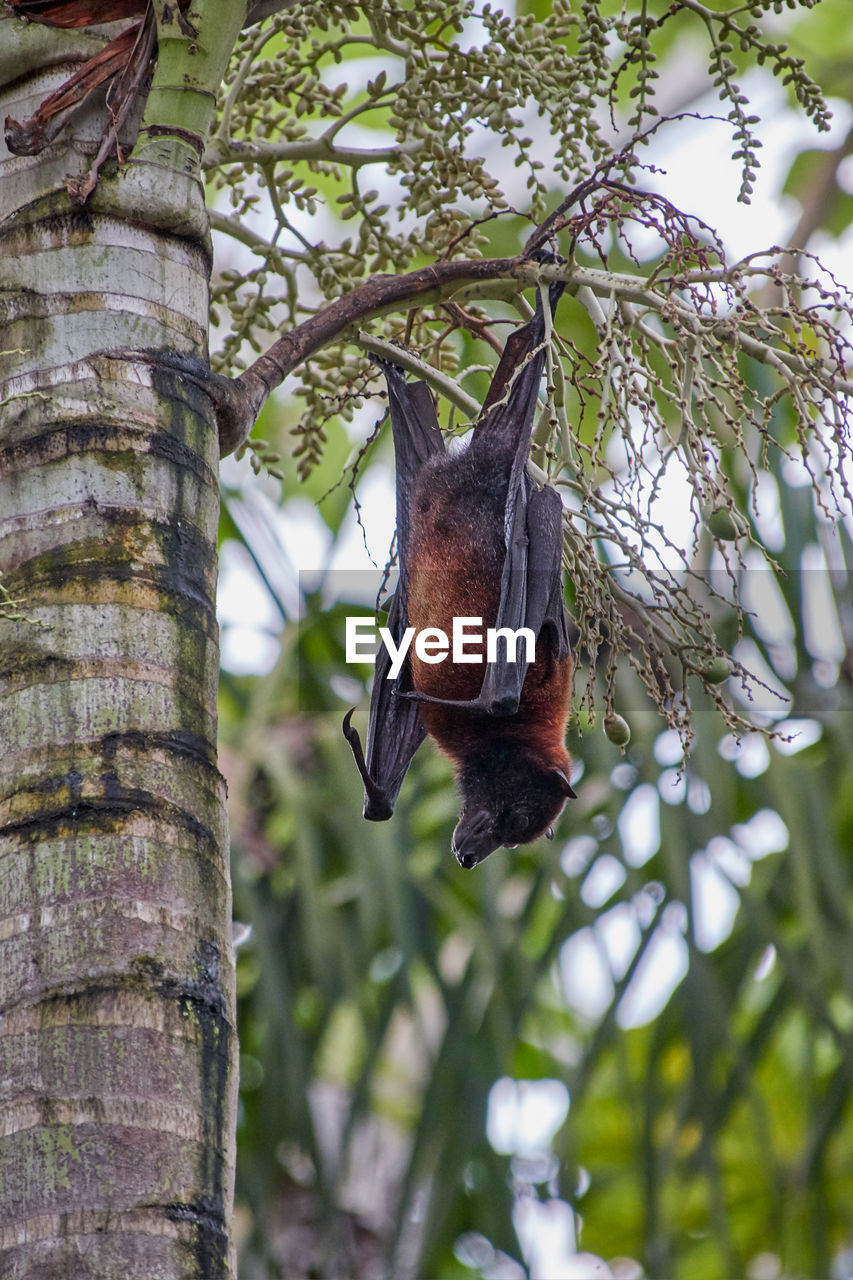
[0,6,245,1276]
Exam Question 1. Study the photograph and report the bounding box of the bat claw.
[342,709,394,821]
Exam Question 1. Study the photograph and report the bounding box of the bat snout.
[452,809,500,869]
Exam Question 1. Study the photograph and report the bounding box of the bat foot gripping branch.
[400,689,521,717]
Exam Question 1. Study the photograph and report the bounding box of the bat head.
[452,752,576,869]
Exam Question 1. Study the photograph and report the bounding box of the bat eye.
[545,827,554,840]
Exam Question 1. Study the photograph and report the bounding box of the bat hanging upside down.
[344,276,575,868]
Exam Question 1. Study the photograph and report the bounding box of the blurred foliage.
[222,436,853,1279]
[213,0,853,1277]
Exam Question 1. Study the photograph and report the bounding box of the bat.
[344,277,575,867]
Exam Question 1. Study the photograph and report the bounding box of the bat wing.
[383,365,445,599]
[479,276,566,547]
[344,363,444,820]
[474,478,569,715]
[343,589,427,820]
[522,482,570,661]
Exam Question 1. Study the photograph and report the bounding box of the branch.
[219,252,853,455]
[356,332,481,419]
[208,208,299,257]
[204,135,418,171]
[224,255,534,453]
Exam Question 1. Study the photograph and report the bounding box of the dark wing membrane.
[343,364,444,820]
[523,482,570,659]
[343,589,427,820]
[480,280,565,545]
[475,474,530,716]
[383,364,446,595]
[476,479,568,715]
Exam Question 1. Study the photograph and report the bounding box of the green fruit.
[604,713,631,746]
[702,656,733,683]
[707,507,740,541]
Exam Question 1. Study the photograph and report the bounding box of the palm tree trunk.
[0,10,242,1276]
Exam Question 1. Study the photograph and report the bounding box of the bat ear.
[551,768,577,799]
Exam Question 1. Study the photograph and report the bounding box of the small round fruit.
[707,507,740,541]
[702,656,733,684]
[604,713,631,746]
